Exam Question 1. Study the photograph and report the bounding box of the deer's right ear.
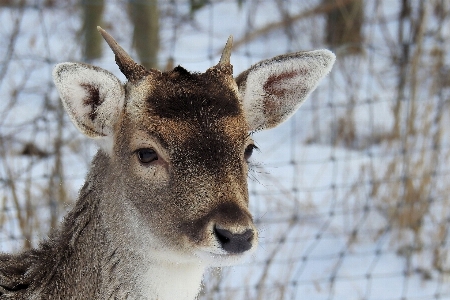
[53,63,125,151]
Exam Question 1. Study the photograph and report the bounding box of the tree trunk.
[81,0,104,61]
[128,0,160,69]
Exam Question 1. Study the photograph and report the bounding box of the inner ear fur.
[53,63,125,151]
[236,50,335,131]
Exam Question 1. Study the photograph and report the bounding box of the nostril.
[242,229,254,242]
[214,227,232,245]
[214,226,254,254]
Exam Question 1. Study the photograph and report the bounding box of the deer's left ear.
[236,50,335,131]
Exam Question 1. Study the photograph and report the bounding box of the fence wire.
[1,1,450,299]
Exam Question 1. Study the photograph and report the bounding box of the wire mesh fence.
[1,0,450,299]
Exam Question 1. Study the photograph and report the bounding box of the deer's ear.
[236,50,335,131]
[53,63,125,151]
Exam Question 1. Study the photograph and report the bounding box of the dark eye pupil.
[137,148,158,164]
[244,144,255,161]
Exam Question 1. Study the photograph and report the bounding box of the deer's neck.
[100,196,206,299]
[99,199,206,300]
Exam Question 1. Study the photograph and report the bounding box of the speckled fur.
[0,31,335,299]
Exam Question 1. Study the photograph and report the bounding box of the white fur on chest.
[140,260,205,300]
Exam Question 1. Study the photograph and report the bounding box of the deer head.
[51,27,334,297]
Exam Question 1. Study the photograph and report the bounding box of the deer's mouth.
[195,247,255,267]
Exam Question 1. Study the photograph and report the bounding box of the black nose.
[214,226,254,254]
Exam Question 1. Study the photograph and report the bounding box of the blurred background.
[1,0,450,299]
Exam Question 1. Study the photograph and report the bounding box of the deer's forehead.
[126,67,242,121]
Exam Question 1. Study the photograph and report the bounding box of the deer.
[0,27,335,299]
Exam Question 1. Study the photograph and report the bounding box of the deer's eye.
[244,144,257,161]
[137,148,158,164]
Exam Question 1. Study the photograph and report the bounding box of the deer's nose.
[214,226,254,254]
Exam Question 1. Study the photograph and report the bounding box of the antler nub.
[218,35,233,66]
[97,26,149,82]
